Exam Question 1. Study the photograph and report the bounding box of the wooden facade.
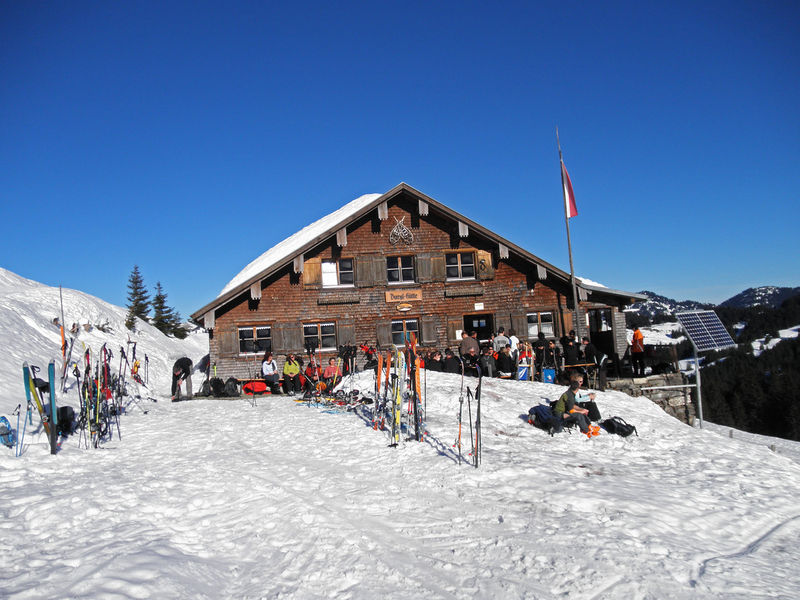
[190,184,643,378]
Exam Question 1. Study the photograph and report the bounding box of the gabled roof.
[191,183,644,322]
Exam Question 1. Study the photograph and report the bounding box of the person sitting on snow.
[496,345,516,378]
[171,356,193,402]
[551,373,599,438]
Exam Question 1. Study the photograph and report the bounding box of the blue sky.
[2,1,798,320]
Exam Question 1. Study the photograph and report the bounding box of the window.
[527,312,554,338]
[304,322,337,351]
[238,326,271,354]
[445,252,475,280]
[321,258,354,287]
[387,256,415,283]
[391,319,419,346]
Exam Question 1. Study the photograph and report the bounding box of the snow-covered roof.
[219,193,382,297]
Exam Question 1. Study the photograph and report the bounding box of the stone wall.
[605,373,695,425]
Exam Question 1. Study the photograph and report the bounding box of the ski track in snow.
[3,268,800,599]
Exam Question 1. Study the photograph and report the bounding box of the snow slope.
[2,268,800,599]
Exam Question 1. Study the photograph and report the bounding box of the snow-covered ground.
[3,267,800,599]
[629,322,685,346]
[750,325,800,357]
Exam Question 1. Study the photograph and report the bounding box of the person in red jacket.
[631,326,645,377]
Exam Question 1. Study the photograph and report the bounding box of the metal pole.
[693,346,704,428]
[557,128,582,340]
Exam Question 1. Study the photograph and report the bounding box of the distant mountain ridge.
[625,290,714,321]
[719,286,800,309]
[625,286,800,322]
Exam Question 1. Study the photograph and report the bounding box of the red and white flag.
[561,160,578,218]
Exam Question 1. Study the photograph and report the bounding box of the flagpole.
[557,128,582,340]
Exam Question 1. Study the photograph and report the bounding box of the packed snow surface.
[2,267,800,599]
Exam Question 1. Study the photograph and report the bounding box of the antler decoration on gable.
[389,216,414,246]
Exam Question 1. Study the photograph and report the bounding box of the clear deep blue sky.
[2,1,798,320]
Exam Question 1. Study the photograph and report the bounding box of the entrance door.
[587,308,615,358]
[464,314,494,344]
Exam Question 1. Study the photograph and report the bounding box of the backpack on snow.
[209,377,226,397]
[223,377,240,397]
[0,416,15,448]
[601,416,638,437]
[57,406,76,436]
[528,404,564,435]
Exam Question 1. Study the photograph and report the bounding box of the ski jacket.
[496,352,515,373]
[443,356,462,374]
[283,360,301,377]
[631,329,645,353]
[172,357,192,378]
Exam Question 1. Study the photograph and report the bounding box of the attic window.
[321,258,354,287]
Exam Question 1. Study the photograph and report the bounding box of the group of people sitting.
[261,351,343,396]
[421,327,605,382]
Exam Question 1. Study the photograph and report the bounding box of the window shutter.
[303,258,322,288]
[372,255,387,286]
[285,323,304,352]
[476,250,495,280]
[219,328,238,357]
[446,316,463,342]
[355,255,371,288]
[338,320,356,346]
[376,322,392,349]
[421,316,438,345]
[416,253,432,283]
[511,312,528,342]
[431,254,446,281]
[271,323,286,352]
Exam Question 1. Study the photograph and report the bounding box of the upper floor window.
[445,252,475,280]
[321,258,354,287]
[304,322,337,351]
[238,326,272,354]
[527,312,554,338]
[387,256,415,283]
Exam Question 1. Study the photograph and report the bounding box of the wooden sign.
[385,289,422,303]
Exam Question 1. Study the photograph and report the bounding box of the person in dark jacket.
[562,336,581,368]
[171,357,193,401]
[425,350,444,372]
[479,346,496,378]
[443,349,462,374]
[496,345,516,377]
[534,332,547,366]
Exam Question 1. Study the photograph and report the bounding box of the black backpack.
[224,377,240,397]
[601,416,638,437]
[209,377,226,397]
[57,406,76,436]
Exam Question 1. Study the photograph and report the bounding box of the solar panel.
[675,310,736,352]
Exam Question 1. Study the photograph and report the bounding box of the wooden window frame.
[386,255,415,284]
[303,321,337,351]
[238,325,272,355]
[391,318,419,346]
[527,312,555,338]
[445,251,476,281]
[321,258,355,288]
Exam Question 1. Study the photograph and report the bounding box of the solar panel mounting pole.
[557,128,582,339]
[690,343,704,429]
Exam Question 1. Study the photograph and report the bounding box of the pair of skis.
[22,361,58,455]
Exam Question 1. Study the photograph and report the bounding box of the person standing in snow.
[492,327,510,353]
[171,357,193,401]
[261,351,280,393]
[631,326,645,377]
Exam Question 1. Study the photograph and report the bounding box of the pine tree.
[125,265,150,330]
[151,282,187,339]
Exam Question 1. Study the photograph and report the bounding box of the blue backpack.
[528,404,563,435]
[0,416,16,448]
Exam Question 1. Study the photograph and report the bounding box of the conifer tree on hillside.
[151,282,187,339]
[125,265,150,331]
